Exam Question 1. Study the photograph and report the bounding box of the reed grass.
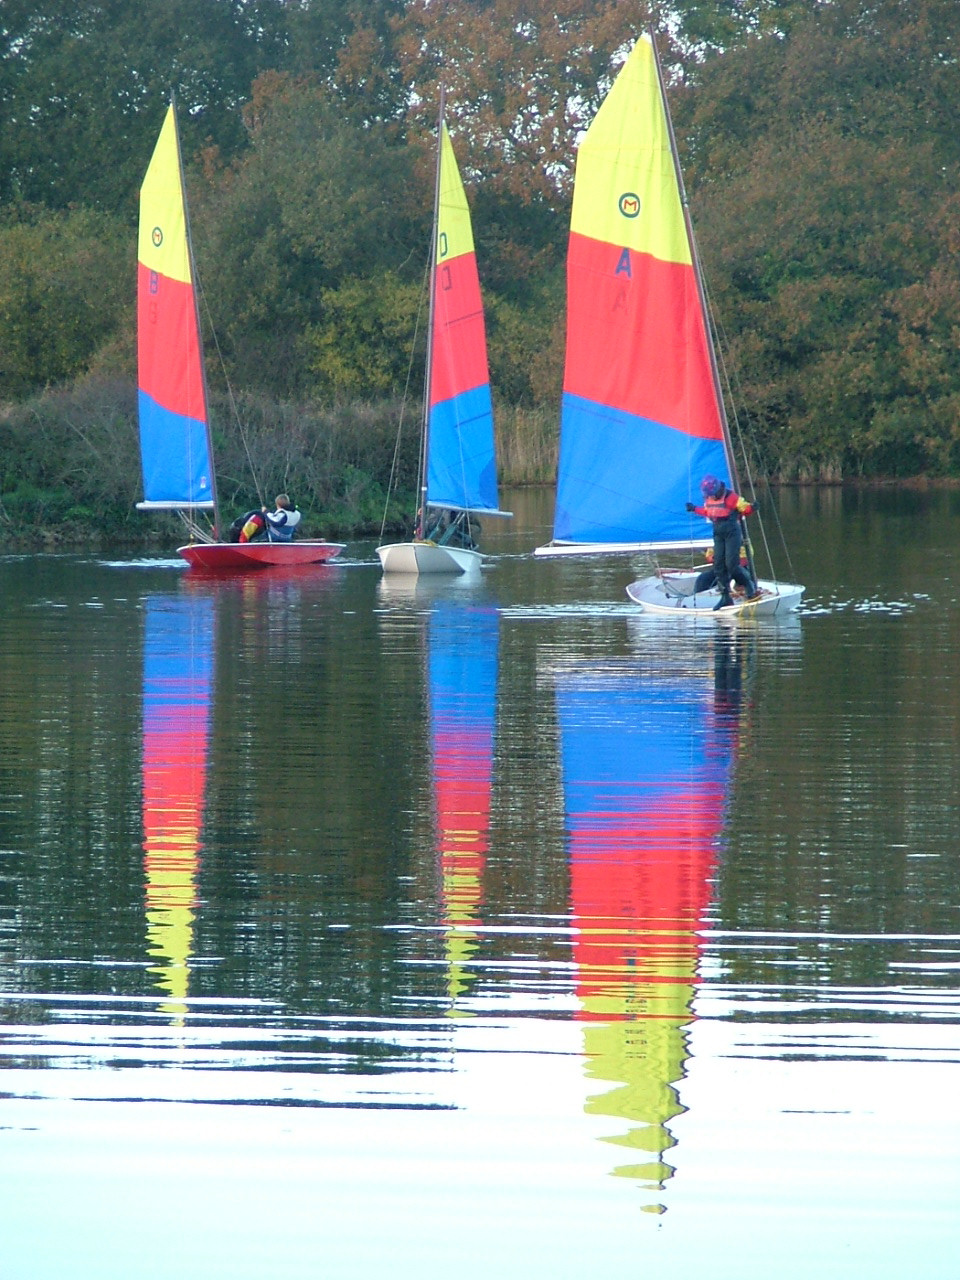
[0,381,560,546]
[494,403,558,487]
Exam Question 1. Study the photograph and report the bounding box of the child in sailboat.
[264,495,302,542]
[693,545,754,595]
[686,476,759,608]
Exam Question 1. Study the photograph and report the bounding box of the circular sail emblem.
[152,226,164,247]
[618,193,641,218]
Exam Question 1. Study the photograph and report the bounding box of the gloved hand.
[685,502,696,512]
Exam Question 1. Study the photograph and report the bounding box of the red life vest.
[703,492,738,522]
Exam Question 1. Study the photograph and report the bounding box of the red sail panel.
[429,252,489,410]
[137,261,207,423]
[564,234,724,443]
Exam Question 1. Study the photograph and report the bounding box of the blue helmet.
[700,474,722,496]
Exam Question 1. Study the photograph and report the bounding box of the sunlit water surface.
[1,487,958,1278]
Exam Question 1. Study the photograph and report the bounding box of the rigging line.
[195,276,265,510]
[702,278,799,584]
[177,509,215,544]
[379,256,430,545]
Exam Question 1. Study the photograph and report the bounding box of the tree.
[0,0,290,213]
[675,0,960,476]
[394,0,656,203]
[192,73,426,400]
[0,205,132,400]
[283,0,408,124]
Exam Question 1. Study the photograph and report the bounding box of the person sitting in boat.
[693,545,753,595]
[263,494,302,542]
[422,508,478,550]
[686,475,759,609]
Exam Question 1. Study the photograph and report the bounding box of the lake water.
[1,486,958,1278]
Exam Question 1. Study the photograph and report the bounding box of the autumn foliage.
[2,0,960,511]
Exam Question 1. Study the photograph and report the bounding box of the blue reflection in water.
[555,633,745,1206]
[428,602,500,1015]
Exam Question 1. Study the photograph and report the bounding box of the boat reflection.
[427,603,500,1015]
[555,631,745,1209]
[141,591,214,1022]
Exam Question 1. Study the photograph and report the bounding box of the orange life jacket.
[702,490,752,522]
[703,492,737,522]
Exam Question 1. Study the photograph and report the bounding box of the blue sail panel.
[554,394,728,545]
[426,384,499,513]
[138,391,215,508]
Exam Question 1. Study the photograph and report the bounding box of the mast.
[647,29,740,495]
[648,29,759,584]
[417,86,445,538]
[171,93,221,537]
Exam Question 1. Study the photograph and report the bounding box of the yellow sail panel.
[436,124,475,264]
[570,34,691,267]
[138,104,192,286]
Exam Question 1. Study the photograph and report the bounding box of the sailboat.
[534,33,802,618]
[377,93,510,576]
[136,100,345,571]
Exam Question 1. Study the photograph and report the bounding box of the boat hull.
[377,541,482,576]
[178,541,345,571]
[626,572,803,618]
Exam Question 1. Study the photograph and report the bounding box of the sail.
[142,592,214,1022]
[425,124,502,516]
[137,103,215,511]
[555,641,741,1202]
[429,603,499,1011]
[549,33,732,551]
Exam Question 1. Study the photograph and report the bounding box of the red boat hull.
[178,541,345,571]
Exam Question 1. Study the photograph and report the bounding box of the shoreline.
[4,475,960,553]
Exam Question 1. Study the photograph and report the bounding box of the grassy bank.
[0,379,424,548]
[15,381,940,553]
[0,380,562,550]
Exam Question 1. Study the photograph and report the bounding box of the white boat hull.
[377,541,482,576]
[626,572,804,618]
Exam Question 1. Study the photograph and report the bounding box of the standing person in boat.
[263,494,302,542]
[686,476,759,608]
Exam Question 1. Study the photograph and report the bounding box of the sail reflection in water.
[429,603,499,1013]
[556,635,744,1205]
[141,591,214,1020]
